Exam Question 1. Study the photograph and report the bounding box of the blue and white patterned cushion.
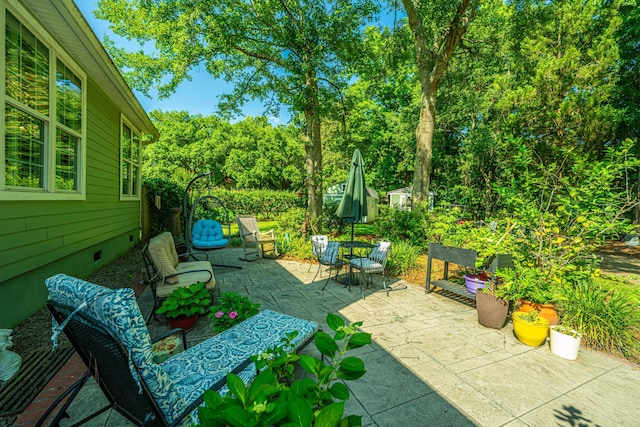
[162,309,318,404]
[350,241,390,273]
[45,275,318,425]
[46,274,188,424]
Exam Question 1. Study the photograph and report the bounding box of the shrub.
[198,313,371,426]
[143,178,183,234]
[387,241,420,276]
[558,280,640,361]
[376,205,430,251]
[275,207,307,236]
[276,234,313,260]
[209,293,261,333]
[322,199,346,235]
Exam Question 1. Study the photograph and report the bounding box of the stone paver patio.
[54,247,640,426]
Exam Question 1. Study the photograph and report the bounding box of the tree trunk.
[402,0,479,204]
[304,72,323,234]
[413,88,437,204]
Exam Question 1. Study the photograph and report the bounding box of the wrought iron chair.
[308,235,329,276]
[39,274,317,427]
[350,241,406,298]
[236,215,278,260]
[318,241,346,290]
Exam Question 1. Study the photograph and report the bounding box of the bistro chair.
[350,241,405,298]
[317,241,346,290]
[308,235,329,275]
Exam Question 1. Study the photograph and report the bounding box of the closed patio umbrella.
[336,149,368,243]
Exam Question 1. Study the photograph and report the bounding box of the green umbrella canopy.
[336,149,368,231]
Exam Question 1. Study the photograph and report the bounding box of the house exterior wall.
[0,77,141,327]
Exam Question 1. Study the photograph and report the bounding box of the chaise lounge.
[40,274,318,426]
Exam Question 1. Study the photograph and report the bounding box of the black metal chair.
[317,241,346,290]
[37,300,246,427]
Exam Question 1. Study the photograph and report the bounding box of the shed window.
[2,7,85,200]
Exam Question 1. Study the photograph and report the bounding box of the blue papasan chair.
[191,219,228,250]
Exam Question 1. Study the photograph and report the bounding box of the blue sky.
[77,1,284,123]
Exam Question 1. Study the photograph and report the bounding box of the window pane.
[122,161,130,195]
[132,132,140,162]
[132,165,139,196]
[5,11,49,114]
[56,59,82,132]
[55,128,78,190]
[5,105,44,188]
[122,123,132,161]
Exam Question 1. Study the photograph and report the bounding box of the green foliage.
[275,208,307,236]
[513,309,547,327]
[276,234,313,260]
[322,199,347,236]
[156,282,211,319]
[197,313,371,427]
[375,205,430,251]
[495,267,560,304]
[558,280,640,361]
[387,241,420,277]
[211,189,306,221]
[143,178,183,234]
[209,293,261,334]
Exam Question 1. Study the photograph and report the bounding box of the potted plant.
[476,274,510,329]
[156,282,211,331]
[209,292,261,333]
[512,309,550,347]
[464,270,489,294]
[496,266,559,325]
[549,324,582,360]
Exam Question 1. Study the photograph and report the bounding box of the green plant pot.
[512,312,549,347]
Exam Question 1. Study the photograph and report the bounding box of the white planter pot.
[549,326,582,360]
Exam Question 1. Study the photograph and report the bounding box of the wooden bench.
[426,243,480,301]
[425,243,514,303]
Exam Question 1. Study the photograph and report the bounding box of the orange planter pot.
[518,300,559,325]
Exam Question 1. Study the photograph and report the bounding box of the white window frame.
[120,115,142,200]
[0,1,87,201]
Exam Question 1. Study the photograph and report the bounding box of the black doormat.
[0,346,74,417]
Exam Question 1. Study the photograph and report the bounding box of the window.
[121,119,141,199]
[1,6,85,200]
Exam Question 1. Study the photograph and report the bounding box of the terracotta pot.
[476,292,509,329]
[168,314,199,332]
[518,300,559,325]
[512,311,549,347]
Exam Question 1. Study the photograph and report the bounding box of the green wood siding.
[0,77,146,327]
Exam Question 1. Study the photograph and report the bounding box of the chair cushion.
[155,261,216,297]
[161,309,318,405]
[148,232,180,284]
[45,274,188,424]
[350,257,384,273]
[192,220,229,249]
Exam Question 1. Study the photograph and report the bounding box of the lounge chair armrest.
[183,250,209,261]
[165,269,213,284]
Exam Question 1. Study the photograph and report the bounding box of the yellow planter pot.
[512,311,550,347]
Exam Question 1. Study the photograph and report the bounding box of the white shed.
[388,187,435,211]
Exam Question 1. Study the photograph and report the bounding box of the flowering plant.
[208,292,260,333]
